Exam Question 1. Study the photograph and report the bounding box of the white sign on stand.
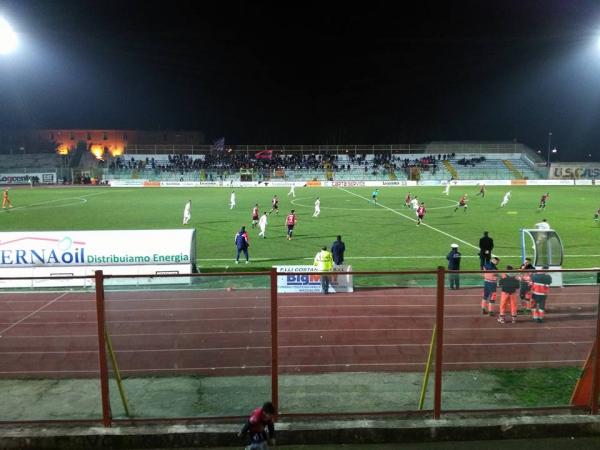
[275,265,353,293]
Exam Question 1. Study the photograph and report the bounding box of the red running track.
[0,286,597,378]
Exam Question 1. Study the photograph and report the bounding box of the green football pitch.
[0,185,598,272]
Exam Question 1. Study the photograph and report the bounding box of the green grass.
[1,185,598,273]
[489,367,582,407]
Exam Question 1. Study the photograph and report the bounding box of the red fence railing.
[0,267,597,426]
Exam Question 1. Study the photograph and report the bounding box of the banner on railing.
[0,229,196,288]
[275,265,353,293]
[0,172,56,184]
[550,163,600,180]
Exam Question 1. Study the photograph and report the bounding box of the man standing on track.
[518,257,535,310]
[313,245,334,294]
[478,231,494,269]
[482,256,499,316]
[331,235,346,267]
[497,266,520,324]
[531,267,552,323]
[446,243,461,290]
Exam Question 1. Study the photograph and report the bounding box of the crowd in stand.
[107,151,470,177]
[456,156,486,167]
[109,154,203,172]
[108,151,386,175]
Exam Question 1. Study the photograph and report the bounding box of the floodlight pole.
[547,131,552,167]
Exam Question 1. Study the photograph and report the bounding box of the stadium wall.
[108,179,599,188]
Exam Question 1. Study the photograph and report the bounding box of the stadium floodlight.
[0,16,17,55]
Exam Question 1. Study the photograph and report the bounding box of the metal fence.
[0,268,598,426]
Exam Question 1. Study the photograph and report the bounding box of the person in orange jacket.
[481,257,499,316]
[530,267,552,323]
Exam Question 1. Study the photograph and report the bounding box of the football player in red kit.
[538,192,549,210]
[416,202,426,226]
[454,194,468,212]
[286,209,297,240]
[251,204,259,228]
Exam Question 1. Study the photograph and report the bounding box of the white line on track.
[0,291,595,303]
[0,340,592,355]
[0,312,594,326]
[0,359,586,374]
[0,292,68,338]
[0,325,595,339]
[1,301,595,314]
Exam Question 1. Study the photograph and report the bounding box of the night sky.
[1,1,600,160]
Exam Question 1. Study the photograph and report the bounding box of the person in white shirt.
[535,218,551,230]
[313,197,321,217]
[258,211,268,238]
[230,191,236,209]
[500,191,511,207]
[288,184,296,197]
[182,200,191,225]
[410,196,420,210]
[444,180,451,195]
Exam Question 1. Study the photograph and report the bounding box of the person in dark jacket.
[497,266,521,324]
[331,235,346,266]
[479,231,494,269]
[234,226,250,264]
[446,243,462,290]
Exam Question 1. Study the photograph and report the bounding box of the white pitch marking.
[338,187,481,250]
[0,190,111,214]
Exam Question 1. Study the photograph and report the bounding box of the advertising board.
[0,229,196,288]
[0,172,57,184]
[275,265,353,293]
[550,163,600,180]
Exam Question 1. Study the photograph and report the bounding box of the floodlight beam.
[0,16,18,55]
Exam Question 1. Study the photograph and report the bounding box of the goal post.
[520,228,564,286]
